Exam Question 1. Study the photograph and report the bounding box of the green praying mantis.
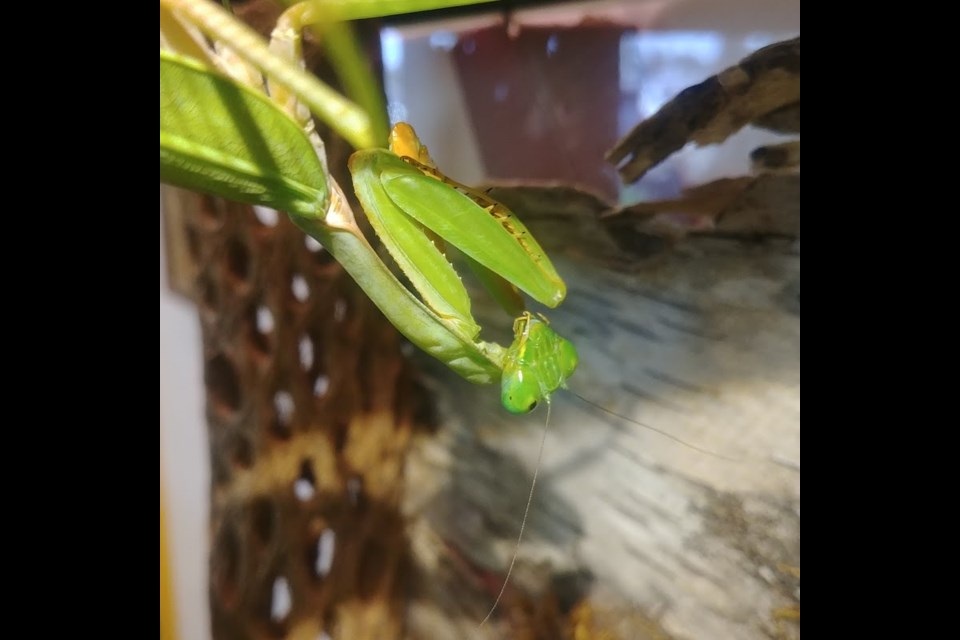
[351,123,579,413]
[159,0,578,414]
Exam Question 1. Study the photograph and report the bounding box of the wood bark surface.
[607,37,800,184]
[402,184,800,640]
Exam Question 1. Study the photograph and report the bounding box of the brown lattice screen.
[174,192,415,639]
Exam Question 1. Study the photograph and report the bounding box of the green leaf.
[160,49,328,218]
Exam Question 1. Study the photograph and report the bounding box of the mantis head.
[500,314,579,414]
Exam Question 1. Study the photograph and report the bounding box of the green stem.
[293,0,498,21]
[317,21,390,147]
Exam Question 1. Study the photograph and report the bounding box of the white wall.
[160,191,210,640]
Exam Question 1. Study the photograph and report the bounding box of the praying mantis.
[351,123,579,413]
[159,0,577,412]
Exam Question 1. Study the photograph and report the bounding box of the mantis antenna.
[480,399,553,626]
[478,388,752,626]
[568,392,746,463]
[481,311,746,624]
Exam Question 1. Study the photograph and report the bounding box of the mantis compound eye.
[501,371,542,415]
[513,398,538,413]
[506,395,536,414]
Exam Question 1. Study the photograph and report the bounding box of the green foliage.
[160,50,328,218]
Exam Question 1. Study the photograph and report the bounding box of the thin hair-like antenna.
[479,400,553,626]
[570,392,743,463]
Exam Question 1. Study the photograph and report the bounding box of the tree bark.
[418,45,806,638]
[403,189,801,640]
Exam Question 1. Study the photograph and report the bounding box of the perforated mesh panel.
[179,193,415,640]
